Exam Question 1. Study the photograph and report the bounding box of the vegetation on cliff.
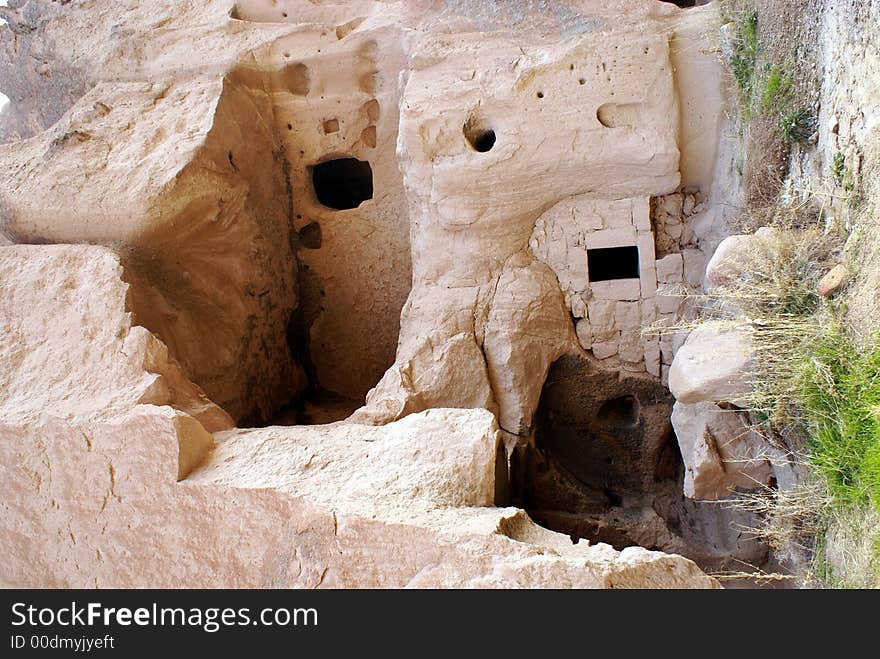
[714,0,880,587]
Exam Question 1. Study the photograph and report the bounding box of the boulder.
[668,325,755,405]
[705,234,757,292]
[671,401,773,500]
[818,264,850,298]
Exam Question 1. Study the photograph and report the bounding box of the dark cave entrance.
[311,157,373,210]
[266,388,362,426]
[514,354,772,575]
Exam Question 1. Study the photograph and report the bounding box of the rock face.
[0,244,716,588]
[0,76,302,423]
[0,0,745,588]
[357,19,681,432]
[671,401,773,500]
[0,245,233,435]
[668,325,755,406]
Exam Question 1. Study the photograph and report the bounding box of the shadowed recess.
[587,245,640,281]
[311,157,374,210]
[463,114,496,153]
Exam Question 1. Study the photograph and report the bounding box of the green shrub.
[731,11,760,99]
[760,66,791,112]
[780,107,814,144]
[832,151,847,183]
[831,151,856,192]
[798,329,880,511]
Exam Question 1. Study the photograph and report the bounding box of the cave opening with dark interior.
[512,354,774,578]
[311,157,374,210]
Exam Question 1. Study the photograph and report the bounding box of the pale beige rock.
[0,0,739,589]
[570,293,589,319]
[619,330,645,364]
[682,248,708,289]
[656,253,684,283]
[616,301,642,329]
[589,299,618,334]
[353,284,499,425]
[655,283,684,315]
[818,264,850,298]
[671,401,774,500]
[482,255,574,435]
[192,408,503,520]
[659,192,684,218]
[576,318,593,350]
[356,11,682,421]
[643,337,662,377]
[592,280,641,301]
[705,234,758,293]
[0,78,301,423]
[0,243,718,589]
[0,405,717,588]
[668,325,755,405]
[0,245,231,432]
[593,337,620,360]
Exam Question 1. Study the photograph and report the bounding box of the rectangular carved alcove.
[586,245,640,281]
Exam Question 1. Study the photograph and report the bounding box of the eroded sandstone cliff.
[0,0,773,588]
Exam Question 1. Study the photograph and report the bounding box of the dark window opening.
[311,157,373,210]
[587,245,639,282]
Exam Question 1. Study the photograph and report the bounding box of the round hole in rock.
[462,115,496,153]
[310,157,373,210]
[597,395,641,428]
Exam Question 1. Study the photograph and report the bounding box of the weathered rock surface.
[818,263,850,298]
[356,20,685,430]
[671,401,773,500]
[0,245,232,434]
[0,240,717,589]
[0,0,738,588]
[0,78,301,424]
[668,325,755,405]
[482,254,574,435]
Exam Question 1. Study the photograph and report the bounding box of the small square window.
[587,246,640,282]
